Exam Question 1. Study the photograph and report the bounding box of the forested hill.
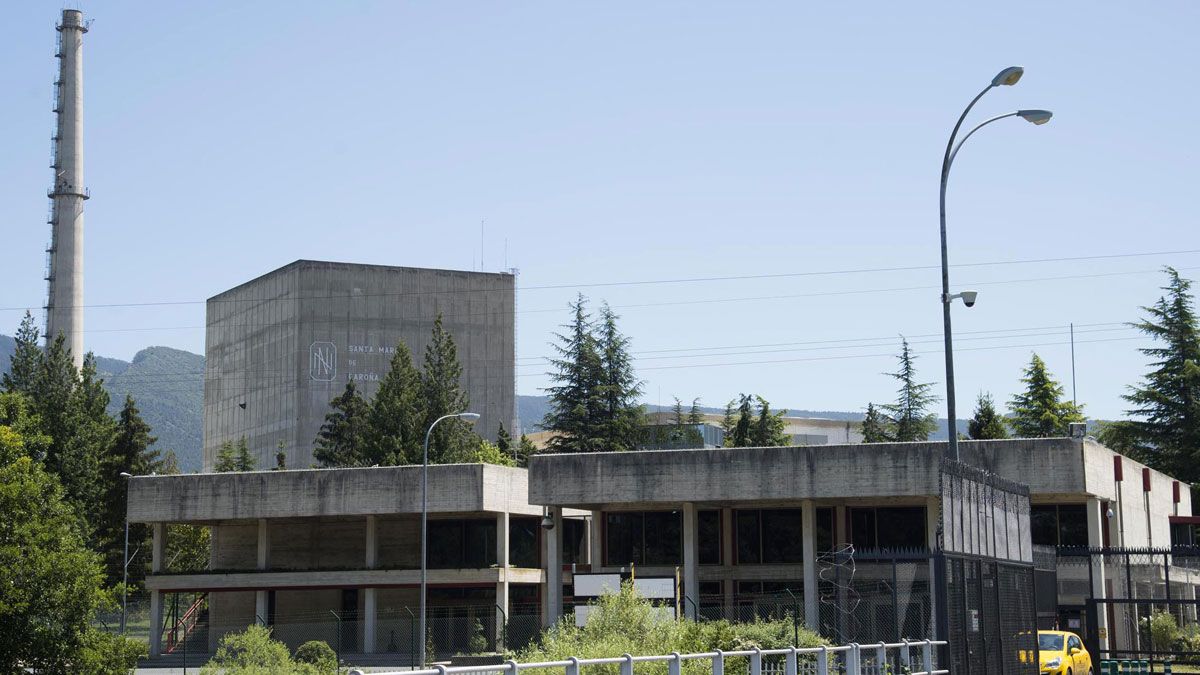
[0,334,205,471]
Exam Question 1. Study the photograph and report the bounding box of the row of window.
[427,517,585,569]
[604,506,928,567]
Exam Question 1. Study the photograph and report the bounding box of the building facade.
[203,260,515,470]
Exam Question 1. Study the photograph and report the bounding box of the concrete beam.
[145,566,545,592]
[149,590,162,657]
[544,507,563,627]
[365,515,377,570]
[127,464,541,523]
[257,519,270,570]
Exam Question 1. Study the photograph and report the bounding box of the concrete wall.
[212,523,257,569]
[204,260,515,470]
[270,520,366,571]
[209,591,256,651]
[127,464,540,523]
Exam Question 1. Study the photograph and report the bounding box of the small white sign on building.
[572,573,677,627]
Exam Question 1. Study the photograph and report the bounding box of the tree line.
[1,313,156,672]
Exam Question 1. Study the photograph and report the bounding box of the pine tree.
[159,449,181,475]
[860,403,893,443]
[366,341,424,465]
[726,395,755,447]
[749,396,789,446]
[543,296,605,453]
[1008,353,1084,438]
[58,353,116,548]
[515,434,538,467]
[1118,267,1200,481]
[496,423,513,456]
[967,392,1008,440]
[671,398,686,428]
[100,395,160,584]
[274,440,286,470]
[315,381,371,467]
[32,334,78,474]
[720,400,737,443]
[594,303,643,452]
[234,437,256,471]
[421,314,473,463]
[881,338,939,442]
[214,440,239,472]
[687,398,704,426]
[1,312,41,396]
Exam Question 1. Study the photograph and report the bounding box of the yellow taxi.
[1039,630,1092,675]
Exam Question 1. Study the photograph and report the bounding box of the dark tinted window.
[1057,505,1088,547]
[1031,506,1058,546]
[876,507,926,550]
[816,508,835,552]
[561,518,587,564]
[850,509,877,549]
[428,519,497,569]
[761,510,803,563]
[510,517,539,568]
[699,510,722,565]
[604,511,681,566]
[736,510,761,564]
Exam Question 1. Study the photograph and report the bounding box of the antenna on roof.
[480,218,486,271]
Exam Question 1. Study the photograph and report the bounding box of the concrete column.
[365,515,377,569]
[496,512,510,646]
[257,519,270,570]
[363,588,377,653]
[255,590,269,626]
[1087,498,1110,652]
[926,497,940,640]
[721,508,735,618]
[801,501,818,631]
[835,506,848,547]
[544,507,563,627]
[149,589,163,657]
[590,511,604,568]
[151,522,166,573]
[682,503,699,620]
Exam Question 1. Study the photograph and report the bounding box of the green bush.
[517,582,826,675]
[1142,610,1181,654]
[295,640,337,671]
[468,617,490,653]
[201,625,326,674]
[75,629,148,674]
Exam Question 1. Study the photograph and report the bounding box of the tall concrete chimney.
[45,9,87,368]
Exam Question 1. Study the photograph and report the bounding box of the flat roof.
[127,463,539,524]
[208,259,514,302]
[527,437,1187,509]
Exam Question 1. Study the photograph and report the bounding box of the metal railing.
[352,640,948,675]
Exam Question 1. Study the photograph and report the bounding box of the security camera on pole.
[939,66,1053,461]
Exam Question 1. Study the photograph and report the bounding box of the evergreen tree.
[860,402,893,443]
[671,397,686,428]
[99,395,160,585]
[1118,267,1200,481]
[1008,353,1084,438]
[496,423,513,456]
[725,395,755,447]
[595,303,644,451]
[881,338,939,442]
[515,434,538,467]
[968,392,1009,440]
[274,440,287,470]
[32,334,78,474]
[687,398,704,426]
[1,311,41,396]
[543,296,605,453]
[314,381,371,467]
[421,314,473,463]
[234,438,256,471]
[159,449,181,475]
[749,396,790,446]
[366,341,424,464]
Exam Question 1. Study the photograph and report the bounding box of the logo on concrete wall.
[309,341,337,381]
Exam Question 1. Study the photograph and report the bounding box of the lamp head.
[1018,109,1053,125]
[119,471,133,479]
[457,412,481,423]
[992,66,1024,87]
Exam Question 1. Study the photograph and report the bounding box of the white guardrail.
[352,640,949,675]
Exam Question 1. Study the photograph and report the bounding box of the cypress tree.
[1008,353,1084,438]
[421,314,473,463]
[967,392,1009,440]
[543,296,605,452]
[749,396,789,446]
[727,394,755,447]
[366,341,424,464]
[882,338,939,442]
[1,312,41,396]
[687,398,704,426]
[1119,267,1200,481]
[314,381,371,467]
[860,402,893,443]
[100,395,160,584]
[595,303,643,451]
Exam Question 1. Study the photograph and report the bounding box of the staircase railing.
[166,593,208,654]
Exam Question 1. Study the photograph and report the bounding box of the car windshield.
[1039,634,1065,651]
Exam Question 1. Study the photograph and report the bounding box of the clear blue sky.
[2,1,1197,421]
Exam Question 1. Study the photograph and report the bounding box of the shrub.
[295,640,337,671]
[468,617,490,653]
[517,582,826,675]
[201,625,326,674]
[1142,610,1181,654]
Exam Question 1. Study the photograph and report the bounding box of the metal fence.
[352,640,948,675]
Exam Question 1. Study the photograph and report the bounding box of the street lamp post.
[419,411,481,666]
[119,471,133,634]
[939,66,1052,461]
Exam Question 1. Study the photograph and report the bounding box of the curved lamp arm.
[947,110,1054,175]
[940,84,996,180]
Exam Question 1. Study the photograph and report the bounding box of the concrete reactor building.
[202,260,515,470]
